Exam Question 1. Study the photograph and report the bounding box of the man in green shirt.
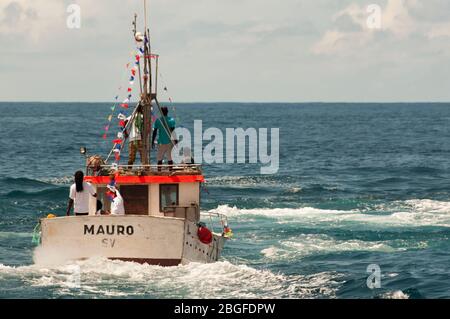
[152,106,176,170]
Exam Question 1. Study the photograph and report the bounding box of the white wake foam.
[0,258,343,298]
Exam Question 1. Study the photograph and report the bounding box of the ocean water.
[0,102,449,299]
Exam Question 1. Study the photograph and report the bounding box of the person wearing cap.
[107,185,125,215]
[152,106,176,170]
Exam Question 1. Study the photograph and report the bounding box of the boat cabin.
[84,164,204,222]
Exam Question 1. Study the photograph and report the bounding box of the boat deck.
[87,164,203,177]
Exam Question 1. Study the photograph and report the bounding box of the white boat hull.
[38,216,226,266]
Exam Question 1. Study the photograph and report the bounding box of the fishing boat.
[34,1,231,266]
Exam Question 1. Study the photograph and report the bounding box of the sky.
[0,0,450,102]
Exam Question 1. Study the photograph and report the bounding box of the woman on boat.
[66,171,97,216]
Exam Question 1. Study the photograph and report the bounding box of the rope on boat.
[31,214,57,246]
[158,72,181,125]
[31,221,41,246]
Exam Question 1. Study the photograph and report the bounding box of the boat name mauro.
[84,224,134,236]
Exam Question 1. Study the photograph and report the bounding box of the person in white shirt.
[66,171,97,216]
[125,107,144,166]
[107,185,125,216]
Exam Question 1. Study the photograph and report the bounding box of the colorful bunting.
[101,50,145,165]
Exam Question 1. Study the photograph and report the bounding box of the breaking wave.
[206,175,284,187]
[0,177,51,188]
[3,188,67,199]
[0,177,68,199]
[38,176,73,186]
[0,231,32,239]
[260,234,427,260]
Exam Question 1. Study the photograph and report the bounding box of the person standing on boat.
[66,171,97,216]
[152,106,176,169]
[106,186,125,215]
[125,107,144,166]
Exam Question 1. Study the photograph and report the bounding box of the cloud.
[312,0,450,56]
[427,22,450,38]
[0,0,65,44]
[0,0,449,102]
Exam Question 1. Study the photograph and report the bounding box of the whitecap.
[210,200,450,228]
[380,290,409,299]
[260,234,424,260]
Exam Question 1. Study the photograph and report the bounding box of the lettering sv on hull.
[84,225,134,236]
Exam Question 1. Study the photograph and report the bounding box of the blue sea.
[0,102,449,299]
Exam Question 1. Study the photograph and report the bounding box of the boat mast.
[140,0,153,165]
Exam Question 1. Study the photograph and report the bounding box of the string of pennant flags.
[102,37,180,174]
[103,46,146,197]
[102,50,143,165]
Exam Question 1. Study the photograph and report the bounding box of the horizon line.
[1,101,450,104]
